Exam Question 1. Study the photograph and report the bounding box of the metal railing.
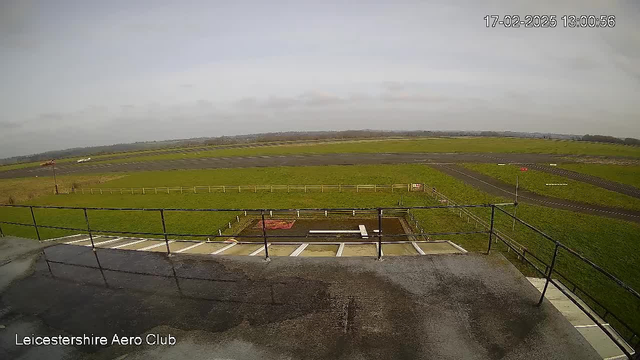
[491,205,639,358]
[72,183,423,195]
[0,203,495,260]
[1,202,638,358]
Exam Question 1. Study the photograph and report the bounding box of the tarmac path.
[0,152,571,179]
[429,164,640,224]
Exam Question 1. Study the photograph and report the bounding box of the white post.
[321,185,324,193]
[193,187,196,193]
[223,186,226,193]
[269,210,273,217]
[244,211,247,216]
[236,215,240,222]
[142,188,145,195]
[218,229,222,236]
[325,210,328,217]
[352,210,355,216]
[228,222,231,229]
[297,210,300,217]
[100,189,103,194]
[208,186,211,193]
[254,185,257,193]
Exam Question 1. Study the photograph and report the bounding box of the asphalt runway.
[0,152,568,179]
[430,164,640,223]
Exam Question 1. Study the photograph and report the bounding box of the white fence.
[72,184,424,195]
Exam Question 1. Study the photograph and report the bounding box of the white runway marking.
[89,237,123,247]
[211,243,236,254]
[290,243,309,257]
[65,236,96,244]
[249,244,270,256]
[111,239,147,249]
[138,241,173,251]
[176,242,205,253]
[336,243,345,257]
[412,242,426,255]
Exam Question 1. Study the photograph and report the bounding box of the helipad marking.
[249,244,270,256]
[290,243,309,257]
[176,242,205,253]
[211,243,236,255]
[412,242,426,255]
[111,239,147,249]
[138,241,174,251]
[336,243,345,257]
[359,225,368,239]
[90,237,123,247]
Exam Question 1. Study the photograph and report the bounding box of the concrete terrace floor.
[0,237,600,360]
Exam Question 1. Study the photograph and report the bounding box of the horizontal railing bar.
[0,204,502,211]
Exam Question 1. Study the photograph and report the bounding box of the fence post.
[193,187,196,194]
[208,186,211,193]
[223,186,226,193]
[0,221,4,237]
[142,188,145,195]
[29,206,41,241]
[377,208,383,260]
[261,210,269,261]
[538,243,560,306]
[487,205,495,254]
[160,209,171,255]
[83,208,95,250]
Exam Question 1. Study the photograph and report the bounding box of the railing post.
[160,209,171,255]
[261,210,269,261]
[487,205,495,254]
[538,243,560,306]
[83,208,96,250]
[377,208,383,260]
[29,206,41,241]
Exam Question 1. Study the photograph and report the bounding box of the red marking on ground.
[255,220,296,230]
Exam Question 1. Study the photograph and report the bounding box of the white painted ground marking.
[65,236,98,244]
[290,243,309,257]
[211,243,236,255]
[336,243,345,257]
[249,244,270,256]
[574,324,610,328]
[447,241,468,253]
[376,243,384,257]
[359,225,368,239]
[138,241,174,251]
[604,355,631,360]
[46,234,84,242]
[412,242,426,255]
[111,239,147,249]
[176,242,205,253]
[89,237,124,247]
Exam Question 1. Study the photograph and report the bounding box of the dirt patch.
[382,243,418,256]
[267,245,299,256]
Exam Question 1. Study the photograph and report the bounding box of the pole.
[28,206,41,241]
[512,175,518,230]
[377,208,383,260]
[261,210,269,260]
[160,209,171,255]
[52,162,59,195]
[538,243,560,306]
[487,205,495,254]
[83,208,96,250]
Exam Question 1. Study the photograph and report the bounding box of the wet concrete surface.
[0,152,568,179]
[0,240,600,360]
[430,164,640,223]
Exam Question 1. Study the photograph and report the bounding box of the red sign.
[520,167,528,171]
[40,160,55,167]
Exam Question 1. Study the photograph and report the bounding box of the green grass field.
[1,163,639,339]
[559,163,640,189]
[5,137,640,172]
[463,163,640,211]
[77,137,640,167]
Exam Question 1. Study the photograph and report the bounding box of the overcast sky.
[1,0,639,157]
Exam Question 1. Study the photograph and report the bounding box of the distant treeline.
[581,134,640,146]
[1,130,637,165]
